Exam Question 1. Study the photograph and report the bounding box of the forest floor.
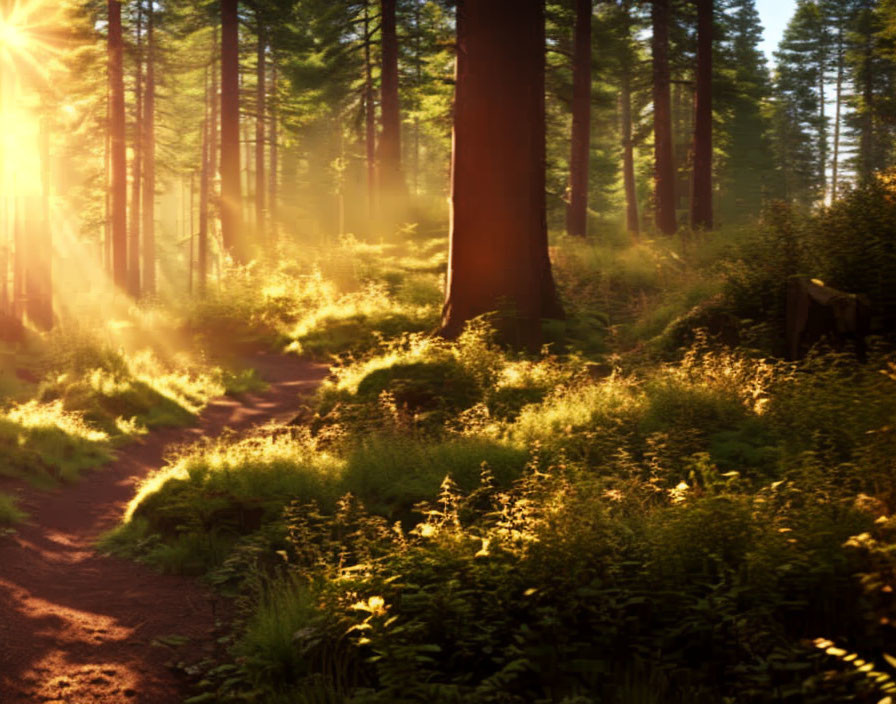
[0,353,328,704]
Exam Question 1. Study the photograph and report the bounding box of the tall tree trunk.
[199,68,210,297]
[27,117,52,330]
[255,18,266,247]
[818,61,826,196]
[128,0,143,297]
[364,0,376,221]
[831,25,843,200]
[211,25,219,254]
[379,0,404,202]
[651,0,676,235]
[690,0,712,230]
[620,68,639,238]
[189,171,195,293]
[142,0,156,295]
[269,61,278,244]
[108,0,128,289]
[440,0,563,351]
[566,0,591,238]
[220,0,243,262]
[13,198,23,321]
[413,0,423,196]
[104,81,111,273]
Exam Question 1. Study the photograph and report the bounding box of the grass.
[0,493,26,526]
[0,306,275,486]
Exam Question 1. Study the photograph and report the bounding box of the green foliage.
[0,493,26,527]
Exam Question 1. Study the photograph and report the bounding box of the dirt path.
[0,354,328,704]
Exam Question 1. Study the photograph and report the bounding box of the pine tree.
[772,0,828,203]
[652,0,677,234]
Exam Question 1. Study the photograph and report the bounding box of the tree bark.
[104,80,111,273]
[269,61,278,244]
[440,0,563,352]
[379,0,404,201]
[220,0,243,262]
[255,17,266,247]
[566,0,591,238]
[690,0,712,230]
[108,0,128,289]
[620,68,639,238]
[142,0,156,295]
[27,118,52,330]
[211,24,219,252]
[651,0,676,235]
[128,0,143,297]
[364,0,376,221]
[199,68,210,296]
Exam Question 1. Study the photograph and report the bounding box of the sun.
[0,15,26,51]
[0,0,67,81]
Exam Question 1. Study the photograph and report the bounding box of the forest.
[1,0,896,701]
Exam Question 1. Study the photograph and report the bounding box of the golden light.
[0,15,26,51]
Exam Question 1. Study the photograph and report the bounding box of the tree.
[690,0,712,230]
[772,0,828,203]
[142,0,156,295]
[652,0,677,234]
[128,0,143,297]
[715,0,775,220]
[255,7,266,246]
[108,0,128,289]
[220,0,243,262]
[365,0,377,219]
[617,0,641,237]
[440,0,563,351]
[566,0,591,238]
[379,0,405,209]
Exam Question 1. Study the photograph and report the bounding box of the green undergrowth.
[101,196,896,701]
[176,236,445,360]
[0,492,26,526]
[106,312,896,702]
[0,318,262,486]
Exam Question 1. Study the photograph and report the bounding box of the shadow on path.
[0,354,328,704]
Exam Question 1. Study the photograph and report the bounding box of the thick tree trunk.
[620,69,639,238]
[108,0,128,289]
[651,0,676,235]
[831,26,843,200]
[128,0,143,297]
[255,19,266,247]
[220,0,243,262]
[690,0,712,230]
[364,1,376,221]
[142,0,156,295]
[440,0,563,352]
[379,0,404,202]
[566,0,591,238]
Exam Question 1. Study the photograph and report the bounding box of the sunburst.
[0,0,67,86]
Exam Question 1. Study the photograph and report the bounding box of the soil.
[0,354,328,703]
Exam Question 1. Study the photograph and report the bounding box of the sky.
[756,0,797,65]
